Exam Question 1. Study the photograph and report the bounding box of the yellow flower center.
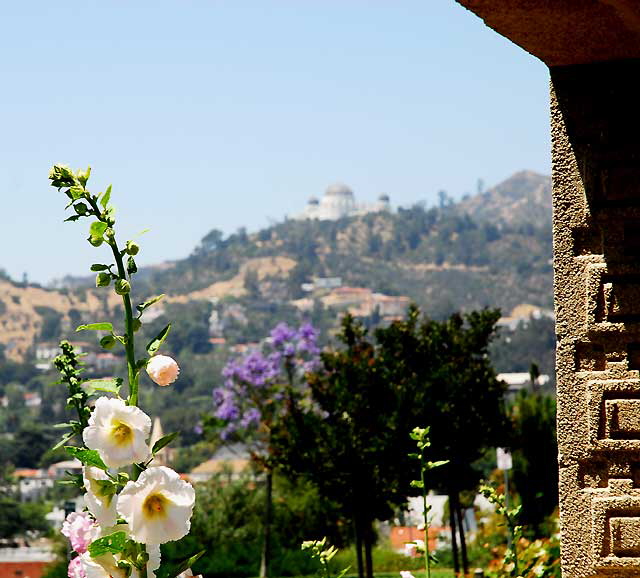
[110,421,133,446]
[142,492,169,519]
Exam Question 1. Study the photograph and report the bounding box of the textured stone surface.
[455,1,640,66]
[552,59,640,577]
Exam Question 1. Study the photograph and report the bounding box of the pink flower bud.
[61,512,98,554]
[146,355,180,386]
[68,556,86,578]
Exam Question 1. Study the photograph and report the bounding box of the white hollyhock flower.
[80,552,123,578]
[143,544,162,577]
[117,466,195,544]
[83,466,118,527]
[80,535,160,578]
[177,569,203,578]
[83,397,151,468]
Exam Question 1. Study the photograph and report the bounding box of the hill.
[145,170,552,316]
[0,171,553,362]
[454,170,551,227]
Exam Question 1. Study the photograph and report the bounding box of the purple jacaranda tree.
[210,321,321,578]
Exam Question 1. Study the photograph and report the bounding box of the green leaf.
[91,264,110,271]
[89,221,108,241]
[52,431,75,451]
[100,185,112,209]
[64,446,108,471]
[127,256,137,274]
[76,322,114,332]
[82,378,123,396]
[94,479,117,497]
[137,294,165,314]
[152,432,179,455]
[58,473,84,488]
[410,480,424,489]
[426,459,449,469]
[88,531,128,558]
[69,186,85,200]
[64,215,82,222]
[53,422,76,429]
[156,551,206,578]
[147,323,171,355]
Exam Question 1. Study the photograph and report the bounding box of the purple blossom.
[296,322,320,355]
[214,387,240,421]
[302,359,322,373]
[221,423,238,441]
[242,351,279,386]
[297,322,318,342]
[213,321,322,443]
[240,408,261,429]
[270,322,297,347]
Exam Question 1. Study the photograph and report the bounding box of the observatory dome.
[325,183,354,198]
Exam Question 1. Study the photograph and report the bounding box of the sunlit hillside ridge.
[0,170,552,362]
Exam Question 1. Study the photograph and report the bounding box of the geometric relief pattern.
[578,257,640,568]
[571,199,640,569]
[551,62,640,578]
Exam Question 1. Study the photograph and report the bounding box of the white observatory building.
[298,183,391,221]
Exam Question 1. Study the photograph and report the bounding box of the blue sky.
[0,0,550,284]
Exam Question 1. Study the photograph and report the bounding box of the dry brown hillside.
[0,281,120,361]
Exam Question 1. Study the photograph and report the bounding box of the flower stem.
[86,196,139,407]
[109,241,139,406]
[421,456,431,578]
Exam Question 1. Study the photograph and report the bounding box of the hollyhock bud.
[68,556,86,578]
[126,241,140,256]
[403,542,417,557]
[146,355,180,386]
[100,335,116,349]
[96,273,111,287]
[115,279,130,295]
[61,512,98,554]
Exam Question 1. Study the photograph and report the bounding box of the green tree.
[376,307,509,575]
[276,307,509,578]
[163,471,346,578]
[510,390,558,536]
[273,315,418,578]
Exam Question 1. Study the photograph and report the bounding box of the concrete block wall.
[552,59,640,576]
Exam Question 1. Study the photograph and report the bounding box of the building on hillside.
[189,444,251,483]
[13,469,54,502]
[300,286,411,320]
[47,459,82,480]
[34,341,93,371]
[1,392,41,409]
[0,544,56,578]
[297,183,391,221]
[497,304,555,332]
[497,372,551,395]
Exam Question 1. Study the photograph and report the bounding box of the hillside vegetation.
[146,170,552,313]
[0,170,553,362]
